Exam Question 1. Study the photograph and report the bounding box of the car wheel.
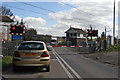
[46,65,50,72]
[13,65,19,72]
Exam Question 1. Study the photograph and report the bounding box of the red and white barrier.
[47,45,88,47]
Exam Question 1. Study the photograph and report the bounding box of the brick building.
[57,37,66,43]
[65,27,86,45]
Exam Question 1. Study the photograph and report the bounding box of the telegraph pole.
[105,27,107,49]
[113,0,115,45]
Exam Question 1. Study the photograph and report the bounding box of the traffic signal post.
[9,24,25,48]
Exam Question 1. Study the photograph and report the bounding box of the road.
[53,47,118,78]
[2,47,118,80]
[2,51,68,79]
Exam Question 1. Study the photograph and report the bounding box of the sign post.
[9,24,25,48]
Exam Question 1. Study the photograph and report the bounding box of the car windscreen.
[18,42,44,50]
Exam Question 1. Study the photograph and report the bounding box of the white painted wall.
[67,29,86,39]
[77,34,86,38]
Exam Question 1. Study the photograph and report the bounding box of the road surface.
[2,47,118,80]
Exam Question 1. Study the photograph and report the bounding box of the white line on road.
[52,48,82,79]
[52,48,74,78]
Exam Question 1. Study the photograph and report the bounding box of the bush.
[109,44,120,51]
[2,56,13,68]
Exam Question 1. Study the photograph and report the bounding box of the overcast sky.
[2,0,120,38]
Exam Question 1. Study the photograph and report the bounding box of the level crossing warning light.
[9,24,25,35]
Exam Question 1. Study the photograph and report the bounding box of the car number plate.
[24,53,37,56]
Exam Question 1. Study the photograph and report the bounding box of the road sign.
[32,35,38,40]
[12,35,22,39]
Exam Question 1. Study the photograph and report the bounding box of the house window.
[74,33,77,36]
[83,33,86,37]
[71,33,73,36]
[77,33,80,37]
[69,33,71,37]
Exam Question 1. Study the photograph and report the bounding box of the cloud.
[14,16,47,33]
[14,16,46,26]
[24,17,46,26]
[14,15,21,22]
[48,0,119,37]
[14,0,120,37]
[14,16,68,36]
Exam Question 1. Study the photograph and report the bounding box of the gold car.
[12,41,50,72]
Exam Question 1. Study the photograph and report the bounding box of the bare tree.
[22,28,37,41]
[1,6,13,16]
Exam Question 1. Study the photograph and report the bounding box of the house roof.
[0,15,14,22]
[65,27,86,34]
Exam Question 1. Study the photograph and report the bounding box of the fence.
[2,40,22,56]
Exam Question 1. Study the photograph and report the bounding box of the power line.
[14,0,56,13]
[7,5,46,15]
[59,1,112,27]
[55,1,106,26]
[9,0,108,28]
[14,0,96,17]
[22,2,56,13]
[13,11,34,17]
[59,2,95,16]
[13,0,94,21]
[13,0,98,18]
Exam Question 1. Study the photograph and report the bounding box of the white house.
[0,15,14,41]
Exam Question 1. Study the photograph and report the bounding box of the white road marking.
[52,48,82,79]
[52,48,74,78]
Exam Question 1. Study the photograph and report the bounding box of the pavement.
[81,51,119,68]
[2,47,119,80]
